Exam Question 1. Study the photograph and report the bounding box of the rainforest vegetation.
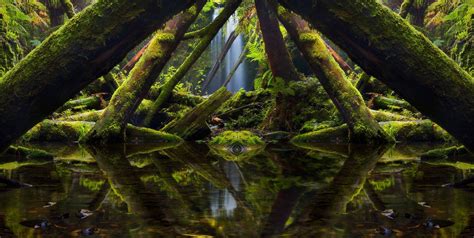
[0,0,473,237]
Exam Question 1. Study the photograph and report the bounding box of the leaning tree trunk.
[144,0,243,126]
[278,9,393,144]
[83,0,206,144]
[0,0,193,153]
[279,0,474,151]
[255,0,300,131]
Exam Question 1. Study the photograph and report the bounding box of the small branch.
[223,46,247,87]
[202,30,239,92]
[183,26,210,40]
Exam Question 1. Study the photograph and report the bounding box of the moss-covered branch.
[278,8,392,144]
[162,87,232,140]
[83,0,206,144]
[279,0,474,151]
[144,0,242,126]
[0,0,193,152]
[22,120,182,143]
[292,120,452,144]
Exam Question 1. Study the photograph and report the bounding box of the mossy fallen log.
[292,120,452,144]
[420,146,470,161]
[84,1,206,144]
[161,87,232,140]
[370,94,417,112]
[278,8,392,144]
[21,120,182,143]
[0,0,193,152]
[370,109,416,122]
[279,0,474,151]
[56,95,103,113]
[3,146,54,160]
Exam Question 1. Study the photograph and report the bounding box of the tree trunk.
[0,0,192,152]
[279,0,474,151]
[83,0,206,144]
[161,87,232,140]
[278,9,393,144]
[22,120,182,143]
[144,0,242,126]
[255,0,300,131]
[292,120,451,144]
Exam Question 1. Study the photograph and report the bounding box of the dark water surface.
[1,142,474,237]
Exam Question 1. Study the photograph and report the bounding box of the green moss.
[210,130,264,146]
[5,146,54,160]
[79,178,105,192]
[380,120,452,142]
[299,32,318,42]
[291,124,349,144]
[126,125,183,143]
[420,146,468,161]
[22,120,94,142]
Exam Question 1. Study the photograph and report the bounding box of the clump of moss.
[210,131,264,146]
[421,146,469,161]
[4,146,54,160]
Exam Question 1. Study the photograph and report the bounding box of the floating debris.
[42,202,57,208]
[77,209,94,219]
[418,202,431,208]
[377,226,393,236]
[381,209,397,219]
[81,227,97,236]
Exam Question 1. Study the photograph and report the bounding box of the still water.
[1,142,474,237]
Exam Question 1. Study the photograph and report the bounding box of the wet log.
[0,0,193,152]
[22,120,182,143]
[278,0,474,151]
[292,120,452,144]
[371,109,416,121]
[370,94,417,112]
[3,146,54,160]
[162,87,232,140]
[278,9,392,144]
[144,0,243,126]
[420,146,469,161]
[56,95,102,112]
[83,1,206,144]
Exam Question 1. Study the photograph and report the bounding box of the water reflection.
[0,142,474,237]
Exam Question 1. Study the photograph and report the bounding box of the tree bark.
[161,87,232,140]
[278,9,393,144]
[279,0,474,151]
[83,0,206,144]
[255,0,300,131]
[144,0,243,126]
[0,0,192,152]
